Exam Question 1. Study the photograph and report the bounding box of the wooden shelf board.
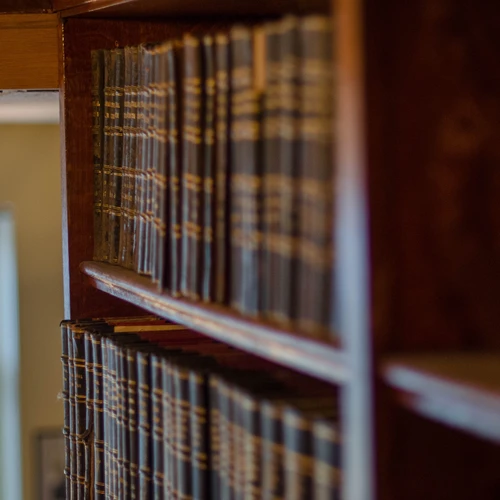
[81,261,348,384]
[56,0,329,18]
[383,353,500,443]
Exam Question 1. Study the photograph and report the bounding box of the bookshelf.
[5,0,500,499]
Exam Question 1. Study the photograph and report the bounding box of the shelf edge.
[81,261,349,384]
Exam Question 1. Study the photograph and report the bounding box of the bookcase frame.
[7,0,500,498]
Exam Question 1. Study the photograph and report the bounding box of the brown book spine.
[136,44,151,275]
[116,341,128,498]
[107,48,125,265]
[101,336,112,496]
[240,391,261,499]
[283,406,314,500]
[163,357,175,497]
[120,46,133,267]
[126,346,140,499]
[60,322,71,498]
[108,339,119,498]
[154,42,169,290]
[126,46,140,270]
[262,21,282,318]
[151,352,165,498]
[91,332,105,499]
[67,328,78,498]
[218,377,232,500]
[84,331,94,499]
[260,401,285,500]
[214,34,231,305]
[181,33,204,301]
[312,418,341,500]
[189,369,209,500]
[137,349,153,497]
[296,16,334,337]
[71,327,87,499]
[230,26,264,316]
[209,376,221,498]
[168,41,183,296]
[202,34,216,302]
[92,49,105,262]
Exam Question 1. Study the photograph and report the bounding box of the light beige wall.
[0,124,62,500]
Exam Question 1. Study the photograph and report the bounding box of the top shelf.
[55,0,329,18]
[383,353,500,443]
[81,261,348,385]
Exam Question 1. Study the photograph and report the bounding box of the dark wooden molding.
[80,261,348,384]
[383,353,500,443]
[0,0,52,14]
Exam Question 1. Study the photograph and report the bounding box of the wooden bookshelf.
[383,354,500,443]
[81,261,349,384]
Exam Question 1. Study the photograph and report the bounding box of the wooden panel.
[0,0,52,13]
[55,0,328,17]
[367,0,500,352]
[60,17,251,319]
[80,261,349,383]
[0,14,58,89]
[383,353,500,443]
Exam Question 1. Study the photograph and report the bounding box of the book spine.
[126,347,140,499]
[189,370,209,500]
[137,349,153,497]
[202,34,216,302]
[312,418,341,500]
[214,34,231,305]
[296,16,334,338]
[260,401,285,500]
[91,332,105,499]
[173,362,193,500]
[108,48,125,265]
[163,358,175,497]
[262,21,282,319]
[240,392,261,499]
[218,378,232,500]
[120,46,133,267]
[155,42,169,290]
[109,339,119,498]
[92,49,105,262]
[144,45,155,278]
[230,26,264,316]
[84,331,94,499]
[127,46,140,271]
[209,376,221,498]
[181,34,204,301]
[283,406,314,500]
[71,328,87,500]
[168,41,183,296]
[60,323,71,498]
[68,328,78,499]
[151,353,165,498]
[136,44,150,275]
[117,341,128,498]
[101,336,111,496]
[102,49,113,263]
[231,384,243,500]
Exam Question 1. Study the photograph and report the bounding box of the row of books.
[92,14,335,341]
[61,317,341,499]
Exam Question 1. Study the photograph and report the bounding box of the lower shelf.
[81,261,349,384]
[383,353,500,443]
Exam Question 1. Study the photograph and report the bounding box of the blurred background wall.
[0,122,63,500]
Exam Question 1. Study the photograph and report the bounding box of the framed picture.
[35,429,65,500]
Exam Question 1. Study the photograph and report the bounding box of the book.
[181,33,205,301]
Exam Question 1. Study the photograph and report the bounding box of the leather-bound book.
[107,48,125,265]
[312,418,342,500]
[137,348,153,497]
[167,41,183,296]
[229,25,265,316]
[181,33,205,301]
[209,375,221,499]
[151,352,165,498]
[276,16,299,324]
[126,344,140,499]
[83,330,94,499]
[124,46,140,270]
[296,15,334,338]
[202,34,216,302]
[136,44,152,275]
[91,331,105,499]
[60,322,71,498]
[91,49,105,262]
[214,33,231,305]
[153,42,169,290]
